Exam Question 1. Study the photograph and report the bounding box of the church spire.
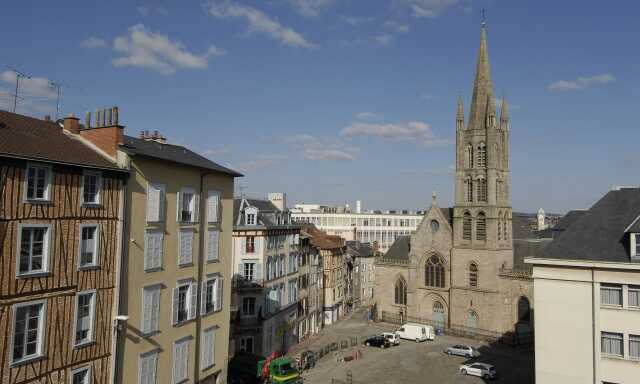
[467,21,494,131]
[500,96,509,130]
[456,96,464,131]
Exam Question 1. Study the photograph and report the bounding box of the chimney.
[80,106,124,158]
[44,115,52,122]
[85,112,91,128]
[63,113,80,134]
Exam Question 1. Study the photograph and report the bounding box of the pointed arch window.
[476,178,487,202]
[394,278,407,305]
[476,212,486,241]
[477,143,486,168]
[465,177,473,202]
[462,212,472,241]
[469,263,478,287]
[497,213,502,241]
[465,145,473,168]
[425,255,445,288]
[504,214,509,240]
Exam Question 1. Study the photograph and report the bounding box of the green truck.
[257,356,302,384]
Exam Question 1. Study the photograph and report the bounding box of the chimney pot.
[63,113,80,134]
[85,112,91,128]
[107,108,112,126]
[101,109,106,127]
[113,106,119,125]
[44,115,51,122]
[139,130,145,138]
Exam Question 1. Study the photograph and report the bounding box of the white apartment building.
[231,198,302,357]
[527,187,640,384]
[291,201,424,253]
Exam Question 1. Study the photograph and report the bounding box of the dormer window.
[245,207,257,226]
[633,233,640,259]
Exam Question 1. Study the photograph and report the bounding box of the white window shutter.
[142,290,152,333]
[207,230,219,262]
[176,191,183,222]
[207,191,219,223]
[189,283,198,319]
[215,278,223,311]
[140,355,149,384]
[146,183,160,222]
[159,186,166,222]
[255,263,262,282]
[154,233,163,269]
[149,353,158,384]
[241,238,246,254]
[144,233,153,270]
[151,289,160,332]
[193,193,200,222]
[255,238,261,255]
[238,263,244,279]
[179,230,193,265]
[172,287,179,325]
[211,328,216,364]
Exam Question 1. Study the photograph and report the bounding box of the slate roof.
[302,225,344,250]
[553,210,587,232]
[384,236,411,260]
[0,110,121,170]
[233,197,299,229]
[512,213,536,240]
[346,241,374,257]
[121,135,242,176]
[538,188,640,263]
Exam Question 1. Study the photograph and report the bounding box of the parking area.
[290,310,534,384]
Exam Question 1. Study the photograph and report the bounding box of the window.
[245,208,257,225]
[178,229,193,266]
[242,297,256,316]
[172,338,189,384]
[477,143,486,168]
[465,177,473,202]
[636,234,640,258]
[82,171,101,204]
[240,336,254,353]
[630,335,640,359]
[206,230,219,262]
[600,284,622,306]
[462,212,472,241]
[12,300,45,364]
[244,236,255,254]
[243,262,255,281]
[601,332,623,357]
[394,278,407,305]
[17,224,51,276]
[629,286,640,307]
[74,291,95,346]
[71,366,91,384]
[139,350,158,384]
[201,275,222,315]
[465,145,473,168]
[430,220,440,233]
[469,263,478,287]
[177,188,198,223]
[172,281,197,325]
[144,231,163,271]
[201,327,216,370]
[289,279,298,303]
[476,178,487,202]
[25,163,51,201]
[79,225,99,268]
[476,212,486,240]
[146,183,165,223]
[425,255,445,288]
[207,190,220,223]
[141,285,161,335]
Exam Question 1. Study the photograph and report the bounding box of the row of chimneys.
[139,130,166,144]
[61,106,123,159]
[85,107,119,128]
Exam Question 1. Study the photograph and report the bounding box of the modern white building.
[527,187,640,384]
[291,202,424,253]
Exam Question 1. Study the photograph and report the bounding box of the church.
[374,22,540,337]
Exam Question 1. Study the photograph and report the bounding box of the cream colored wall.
[119,155,234,384]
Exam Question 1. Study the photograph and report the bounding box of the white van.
[396,323,435,342]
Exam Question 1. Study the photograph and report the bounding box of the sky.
[0,0,638,214]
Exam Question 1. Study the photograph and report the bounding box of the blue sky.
[1,0,638,214]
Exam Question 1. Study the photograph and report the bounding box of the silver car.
[444,344,475,357]
[459,362,496,380]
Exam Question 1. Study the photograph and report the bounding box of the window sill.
[144,267,163,273]
[10,354,46,367]
[24,199,52,205]
[206,259,220,264]
[78,265,100,271]
[178,263,194,269]
[141,330,160,338]
[601,353,625,361]
[73,340,96,349]
[201,363,216,372]
[600,304,623,310]
[17,271,51,279]
[81,202,102,208]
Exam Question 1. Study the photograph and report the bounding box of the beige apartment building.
[527,187,640,384]
[114,129,241,384]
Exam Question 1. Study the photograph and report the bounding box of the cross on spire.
[481,8,486,26]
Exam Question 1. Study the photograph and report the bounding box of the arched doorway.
[516,296,532,333]
[433,301,445,331]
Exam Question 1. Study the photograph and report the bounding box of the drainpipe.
[194,171,208,381]
[591,268,596,384]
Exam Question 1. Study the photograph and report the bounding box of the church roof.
[466,23,495,131]
[383,236,411,261]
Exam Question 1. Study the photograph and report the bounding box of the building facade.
[231,198,302,357]
[528,187,640,384]
[0,111,127,383]
[347,241,375,308]
[374,23,537,337]
[297,230,323,340]
[114,127,240,384]
[292,204,422,253]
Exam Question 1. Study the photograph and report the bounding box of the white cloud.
[205,1,315,49]
[372,34,393,46]
[548,73,615,92]
[343,16,375,26]
[341,121,447,146]
[398,0,459,18]
[355,111,382,120]
[286,134,359,161]
[136,5,169,16]
[81,36,107,48]
[202,147,232,157]
[0,71,57,117]
[112,24,224,74]
[283,0,335,17]
[232,154,287,172]
[384,20,410,33]
[0,71,57,99]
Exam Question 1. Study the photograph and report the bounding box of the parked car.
[459,363,497,380]
[364,335,390,348]
[381,332,400,346]
[445,345,476,357]
[396,323,434,342]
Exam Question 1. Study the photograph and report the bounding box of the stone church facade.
[374,23,535,337]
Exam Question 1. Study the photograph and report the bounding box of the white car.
[445,344,475,357]
[382,332,400,346]
[459,362,496,380]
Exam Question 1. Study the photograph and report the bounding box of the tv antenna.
[48,80,78,120]
[5,66,31,113]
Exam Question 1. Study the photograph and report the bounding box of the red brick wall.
[80,126,123,158]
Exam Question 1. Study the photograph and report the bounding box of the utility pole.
[6,66,31,113]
